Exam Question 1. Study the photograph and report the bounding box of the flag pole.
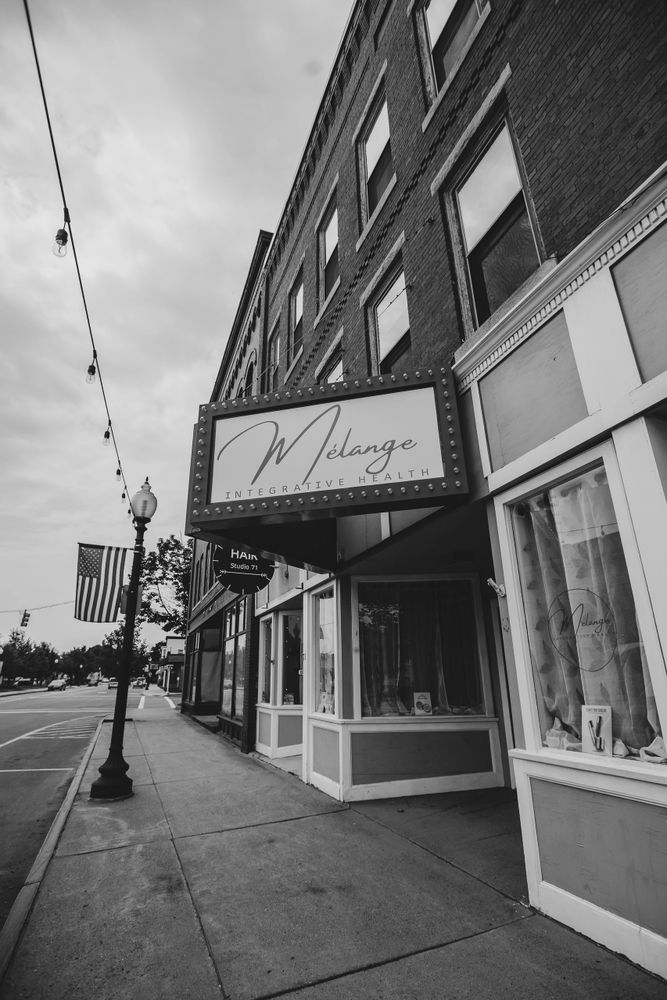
[90,480,157,800]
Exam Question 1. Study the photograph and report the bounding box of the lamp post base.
[90,756,134,800]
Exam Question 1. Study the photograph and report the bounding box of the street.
[0,684,171,928]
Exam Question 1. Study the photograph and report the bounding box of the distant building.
[183,0,667,976]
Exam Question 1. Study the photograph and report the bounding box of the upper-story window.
[267,324,280,391]
[288,269,304,365]
[422,0,485,92]
[359,94,393,222]
[244,360,255,397]
[371,266,411,374]
[318,350,344,384]
[318,198,339,307]
[455,122,540,326]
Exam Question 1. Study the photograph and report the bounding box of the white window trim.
[257,613,276,706]
[415,1,492,133]
[284,345,304,382]
[493,440,667,761]
[360,232,407,374]
[351,573,495,721]
[314,327,344,382]
[308,579,341,719]
[356,173,398,252]
[265,315,281,392]
[353,62,397,247]
[314,277,341,329]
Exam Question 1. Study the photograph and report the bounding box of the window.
[281,612,302,706]
[243,361,254,397]
[318,350,344,384]
[258,618,273,704]
[267,325,280,391]
[358,578,486,717]
[316,588,336,714]
[421,0,484,93]
[318,199,339,306]
[221,597,248,721]
[359,95,394,222]
[456,123,539,325]
[509,464,662,757]
[371,268,411,374]
[288,270,304,364]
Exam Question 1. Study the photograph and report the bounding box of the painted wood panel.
[277,713,303,747]
[313,726,340,781]
[479,311,587,470]
[257,710,271,746]
[350,729,492,785]
[532,778,667,937]
[613,222,667,382]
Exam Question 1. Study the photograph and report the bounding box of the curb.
[0,717,105,984]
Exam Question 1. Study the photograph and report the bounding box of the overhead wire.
[22,0,135,517]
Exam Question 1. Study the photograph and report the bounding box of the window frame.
[494,441,667,760]
[445,118,542,333]
[219,595,249,722]
[317,194,340,312]
[414,0,489,117]
[288,267,304,367]
[266,320,281,392]
[354,67,397,244]
[351,573,494,721]
[367,262,411,375]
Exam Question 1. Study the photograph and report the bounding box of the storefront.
[455,172,667,976]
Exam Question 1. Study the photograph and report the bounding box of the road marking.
[0,768,73,773]
[138,695,145,710]
[0,718,99,749]
[165,697,176,709]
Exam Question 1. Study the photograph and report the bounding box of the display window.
[258,617,274,705]
[281,612,302,706]
[315,587,336,715]
[502,452,665,763]
[220,597,249,721]
[353,576,490,718]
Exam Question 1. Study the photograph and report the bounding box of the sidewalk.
[0,692,665,1000]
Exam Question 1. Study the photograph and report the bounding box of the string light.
[121,491,126,503]
[23,0,137,526]
[52,228,68,257]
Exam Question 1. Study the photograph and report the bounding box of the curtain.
[512,466,661,749]
[359,580,483,717]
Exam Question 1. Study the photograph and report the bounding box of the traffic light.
[20,610,30,627]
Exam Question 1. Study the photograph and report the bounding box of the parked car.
[47,679,67,691]
[132,677,147,688]
[108,677,118,689]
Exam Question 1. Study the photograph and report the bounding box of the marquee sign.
[186,370,467,552]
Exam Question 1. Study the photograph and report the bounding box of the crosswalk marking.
[23,719,99,741]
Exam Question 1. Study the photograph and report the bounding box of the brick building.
[183,0,667,975]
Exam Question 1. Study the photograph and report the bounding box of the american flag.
[75,544,129,623]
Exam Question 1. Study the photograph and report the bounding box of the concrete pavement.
[0,689,665,999]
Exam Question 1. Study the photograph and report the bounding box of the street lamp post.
[90,478,157,800]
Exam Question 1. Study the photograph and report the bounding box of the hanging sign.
[213,543,274,595]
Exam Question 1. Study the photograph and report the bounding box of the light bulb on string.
[103,425,111,446]
[52,228,68,257]
[121,491,126,504]
[115,467,122,481]
[86,361,96,384]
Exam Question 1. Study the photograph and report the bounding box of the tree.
[138,535,192,635]
[102,624,150,676]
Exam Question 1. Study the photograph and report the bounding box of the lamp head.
[131,478,158,522]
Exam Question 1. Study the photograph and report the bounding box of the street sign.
[213,543,274,595]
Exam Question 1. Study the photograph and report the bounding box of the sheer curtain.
[512,465,660,750]
[358,580,484,717]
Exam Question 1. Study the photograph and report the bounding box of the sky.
[0,0,353,656]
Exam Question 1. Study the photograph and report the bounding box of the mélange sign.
[213,543,274,595]
[186,370,467,540]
